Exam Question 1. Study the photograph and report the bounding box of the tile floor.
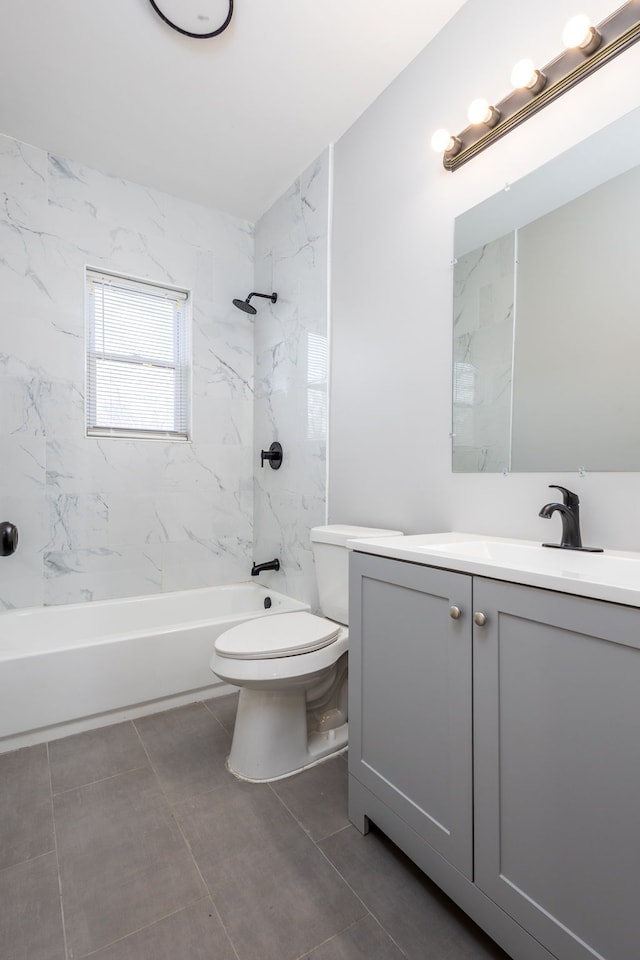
[1,694,511,960]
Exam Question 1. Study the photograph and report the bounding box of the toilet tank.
[310,524,402,624]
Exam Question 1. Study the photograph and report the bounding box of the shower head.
[232,292,278,315]
[233,298,257,315]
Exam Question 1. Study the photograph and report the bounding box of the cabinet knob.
[449,605,462,620]
[473,611,487,627]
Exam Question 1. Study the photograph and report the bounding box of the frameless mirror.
[452,106,640,472]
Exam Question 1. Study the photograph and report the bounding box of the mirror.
[452,106,640,473]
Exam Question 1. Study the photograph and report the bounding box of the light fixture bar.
[443,1,640,171]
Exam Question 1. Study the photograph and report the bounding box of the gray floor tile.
[271,754,349,840]
[134,702,234,803]
[54,766,205,958]
[304,916,406,960]
[0,744,54,870]
[174,779,300,880]
[0,852,65,960]
[49,721,148,794]
[208,830,367,960]
[203,691,238,734]
[320,826,510,960]
[86,898,236,960]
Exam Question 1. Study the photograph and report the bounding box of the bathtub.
[0,583,309,753]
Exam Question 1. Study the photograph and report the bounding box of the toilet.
[209,524,401,782]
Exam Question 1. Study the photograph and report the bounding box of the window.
[86,269,191,440]
[306,332,327,440]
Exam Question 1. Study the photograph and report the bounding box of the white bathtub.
[0,583,309,753]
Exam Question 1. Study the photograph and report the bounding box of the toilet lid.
[215,612,341,660]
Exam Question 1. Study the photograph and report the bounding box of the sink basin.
[347,532,640,606]
[418,539,640,587]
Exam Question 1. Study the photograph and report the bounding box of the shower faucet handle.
[0,521,18,557]
[261,442,283,469]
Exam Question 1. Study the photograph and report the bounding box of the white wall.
[253,150,331,609]
[0,136,254,607]
[330,0,640,551]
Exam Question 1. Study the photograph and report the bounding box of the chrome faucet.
[538,485,602,552]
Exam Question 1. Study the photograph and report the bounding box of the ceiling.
[0,1,466,221]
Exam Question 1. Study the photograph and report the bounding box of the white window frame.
[85,268,192,441]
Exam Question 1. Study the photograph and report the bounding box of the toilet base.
[227,677,348,782]
[227,738,348,784]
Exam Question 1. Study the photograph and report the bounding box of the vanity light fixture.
[432,0,640,170]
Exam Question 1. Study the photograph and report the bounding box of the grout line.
[291,917,368,960]
[169,798,241,960]
[311,829,378,924]
[47,714,232,959]
[0,847,56,877]
[313,826,410,959]
[201,693,237,736]
[27,700,404,960]
[131,714,241,960]
[51,762,151,797]
[265,781,312,833]
[130,719,167,798]
[266,781,382,956]
[47,740,70,960]
[76,897,213,960]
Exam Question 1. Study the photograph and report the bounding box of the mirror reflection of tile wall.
[452,233,514,473]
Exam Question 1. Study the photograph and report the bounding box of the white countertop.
[347,531,640,608]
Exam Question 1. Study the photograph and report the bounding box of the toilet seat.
[215,611,341,660]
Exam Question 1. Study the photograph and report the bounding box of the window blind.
[86,269,191,440]
[306,332,327,440]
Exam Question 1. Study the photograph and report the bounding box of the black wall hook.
[261,442,283,470]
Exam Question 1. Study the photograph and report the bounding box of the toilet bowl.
[209,524,401,782]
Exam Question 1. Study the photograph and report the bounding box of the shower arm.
[247,292,277,304]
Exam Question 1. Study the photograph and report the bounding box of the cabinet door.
[473,577,640,960]
[349,552,473,878]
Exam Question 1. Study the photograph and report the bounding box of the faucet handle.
[548,485,580,507]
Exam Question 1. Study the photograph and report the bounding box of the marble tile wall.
[0,134,255,608]
[452,233,515,473]
[252,150,331,610]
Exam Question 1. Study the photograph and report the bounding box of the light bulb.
[431,128,454,153]
[511,59,536,88]
[562,14,601,52]
[467,98,500,127]
[467,98,490,124]
[510,59,546,93]
[430,129,462,158]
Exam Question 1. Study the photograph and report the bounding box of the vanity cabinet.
[348,553,473,876]
[349,552,640,960]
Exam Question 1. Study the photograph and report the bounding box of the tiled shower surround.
[0,134,329,610]
[252,150,331,609]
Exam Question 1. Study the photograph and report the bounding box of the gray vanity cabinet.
[350,552,640,960]
[473,576,640,960]
[348,552,473,877]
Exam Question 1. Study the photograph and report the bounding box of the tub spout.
[251,559,280,576]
